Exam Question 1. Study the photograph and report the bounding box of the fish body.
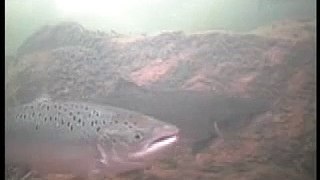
[5,96,179,178]
[100,89,271,140]
[96,88,271,154]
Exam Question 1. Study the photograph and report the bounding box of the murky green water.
[5,0,315,56]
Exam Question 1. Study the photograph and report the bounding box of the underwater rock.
[17,22,111,57]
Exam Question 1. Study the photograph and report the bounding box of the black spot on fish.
[129,125,132,129]
[85,107,88,110]
[78,118,81,123]
[67,122,71,127]
[124,122,128,125]
[69,112,73,116]
[32,112,35,117]
[44,117,47,121]
[54,117,57,121]
[135,134,141,140]
[95,120,98,125]
[23,114,26,119]
[58,106,62,110]
[73,116,76,121]
[35,125,39,130]
[112,139,116,143]
[103,120,106,125]
[54,105,57,109]
[114,120,118,124]
[38,113,42,117]
[96,127,101,132]
[96,112,99,117]
[47,106,49,111]
[77,112,80,115]
[64,108,67,112]
[70,125,73,131]
[91,121,94,126]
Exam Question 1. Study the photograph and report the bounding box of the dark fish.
[95,84,271,152]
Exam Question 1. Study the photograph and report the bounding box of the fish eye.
[134,132,144,141]
[135,134,140,139]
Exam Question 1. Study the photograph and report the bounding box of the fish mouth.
[147,134,178,149]
[131,125,179,158]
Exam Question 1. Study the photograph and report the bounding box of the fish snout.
[153,124,179,137]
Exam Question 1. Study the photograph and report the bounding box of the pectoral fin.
[214,121,223,138]
[97,144,108,165]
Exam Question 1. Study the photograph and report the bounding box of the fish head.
[98,112,179,166]
[127,115,180,160]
